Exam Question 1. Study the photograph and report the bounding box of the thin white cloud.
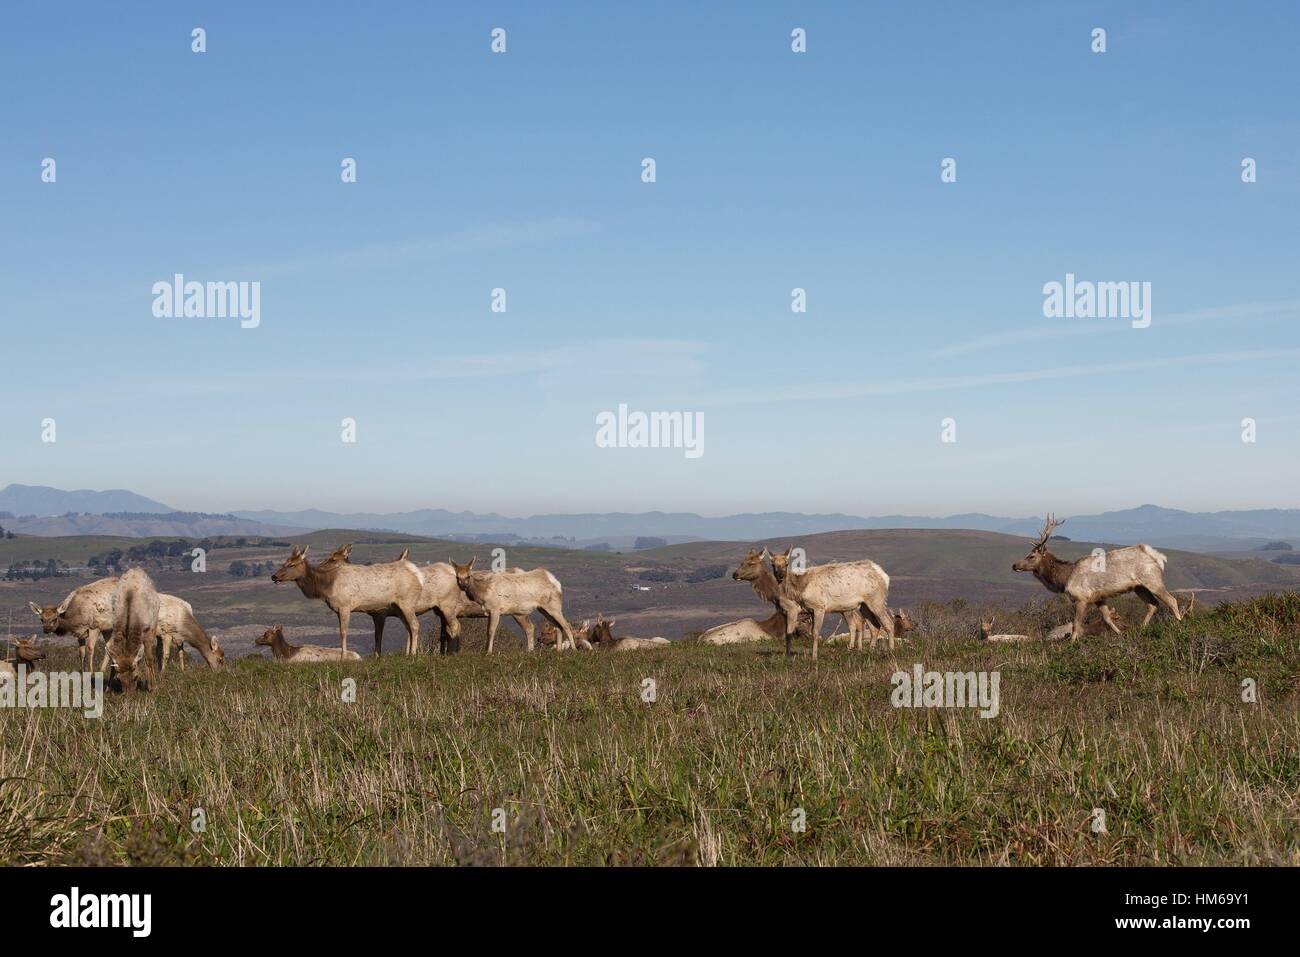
[928,300,1300,360]
[704,347,1300,406]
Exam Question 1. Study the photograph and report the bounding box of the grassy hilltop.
[2,594,1297,866]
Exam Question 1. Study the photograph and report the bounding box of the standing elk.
[450,558,577,653]
[1011,514,1183,641]
[762,546,894,657]
[29,577,116,672]
[108,568,160,692]
[256,624,362,662]
[731,547,867,654]
[271,545,424,657]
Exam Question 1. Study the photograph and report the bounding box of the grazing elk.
[108,568,160,692]
[450,558,577,653]
[256,625,362,662]
[977,617,1031,643]
[271,545,424,657]
[589,618,670,651]
[1011,515,1183,641]
[157,595,225,671]
[761,546,894,658]
[29,576,117,671]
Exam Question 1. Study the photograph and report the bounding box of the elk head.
[1012,514,1065,573]
[28,600,64,634]
[591,618,616,644]
[321,544,353,566]
[893,609,917,637]
[255,625,284,648]
[977,617,996,640]
[451,557,477,593]
[731,548,766,582]
[767,546,797,582]
[271,546,311,583]
[13,638,46,665]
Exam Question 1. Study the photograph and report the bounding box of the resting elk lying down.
[451,558,578,653]
[977,617,1031,643]
[589,618,670,651]
[256,625,362,662]
[540,620,594,650]
[1012,514,1183,641]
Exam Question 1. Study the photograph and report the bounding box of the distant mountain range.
[4,484,1300,552]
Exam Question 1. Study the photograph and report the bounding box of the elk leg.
[780,599,801,657]
[398,605,420,655]
[810,608,824,661]
[337,609,351,656]
[1149,584,1184,622]
[370,613,386,658]
[1098,602,1123,635]
[486,610,500,654]
[434,609,450,655]
[540,606,574,651]
[1134,587,1159,627]
[1070,600,1089,642]
[864,596,894,650]
[514,615,535,651]
[443,614,461,655]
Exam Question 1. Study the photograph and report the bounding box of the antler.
[1032,513,1065,548]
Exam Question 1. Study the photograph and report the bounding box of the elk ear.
[468,556,477,569]
[607,618,616,629]
[783,545,794,559]
[28,602,42,616]
[300,546,310,559]
[56,594,74,615]
[759,546,771,559]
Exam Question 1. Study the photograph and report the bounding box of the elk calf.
[256,625,362,662]
[1012,514,1183,641]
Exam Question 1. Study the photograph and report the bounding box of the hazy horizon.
[4,2,1297,516]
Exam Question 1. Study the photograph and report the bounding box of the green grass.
[1,594,1297,866]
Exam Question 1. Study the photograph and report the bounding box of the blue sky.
[2,1,1297,516]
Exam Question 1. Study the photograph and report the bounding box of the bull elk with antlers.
[1012,514,1183,641]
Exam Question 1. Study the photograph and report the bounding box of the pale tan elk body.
[977,617,1031,643]
[0,638,46,680]
[451,558,576,653]
[29,576,117,671]
[256,625,362,662]
[395,553,535,655]
[698,611,791,645]
[1012,515,1183,641]
[762,547,894,657]
[731,549,861,652]
[272,546,424,656]
[590,618,670,651]
[156,595,224,670]
[108,568,160,692]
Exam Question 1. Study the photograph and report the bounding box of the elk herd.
[11,515,1187,691]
